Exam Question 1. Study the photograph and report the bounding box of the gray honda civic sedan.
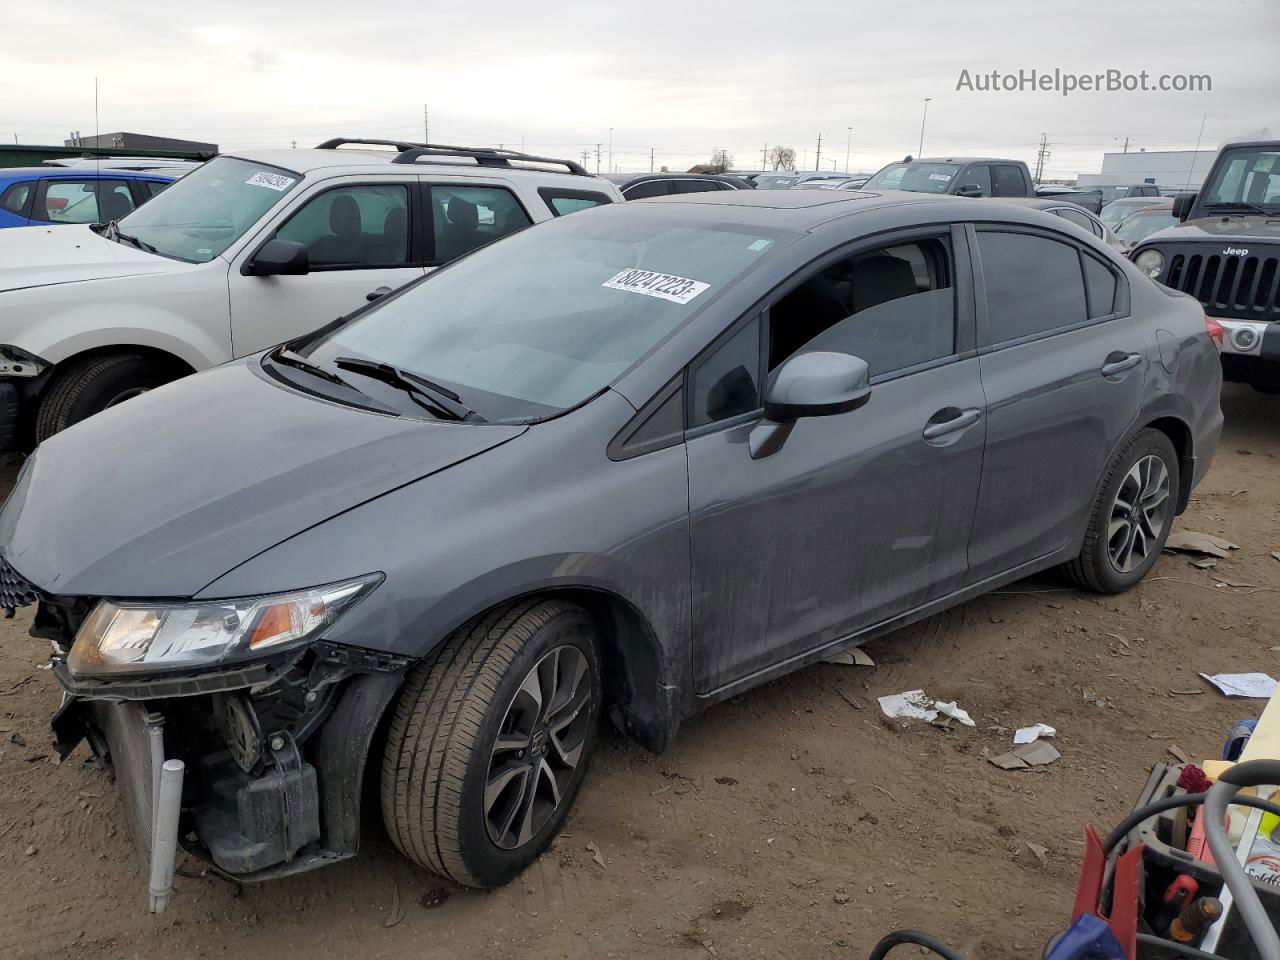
[0,189,1221,889]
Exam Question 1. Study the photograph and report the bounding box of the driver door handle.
[1101,352,1142,377]
[922,407,982,440]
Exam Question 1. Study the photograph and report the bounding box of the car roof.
[904,157,1022,165]
[229,145,600,181]
[604,172,734,185]
[994,197,1096,213]
[0,166,174,180]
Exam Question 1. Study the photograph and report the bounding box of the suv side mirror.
[750,351,872,458]
[247,239,310,276]
[1172,192,1197,222]
[955,184,983,198]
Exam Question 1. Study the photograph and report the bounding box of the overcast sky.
[3,0,1277,179]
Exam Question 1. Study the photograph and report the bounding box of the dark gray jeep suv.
[0,189,1222,890]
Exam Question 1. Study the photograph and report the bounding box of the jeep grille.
[1165,251,1280,320]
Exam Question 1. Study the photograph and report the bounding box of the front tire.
[381,599,602,888]
[1063,428,1179,593]
[35,353,179,442]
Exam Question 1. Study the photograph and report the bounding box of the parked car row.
[0,165,176,229]
[0,132,1224,896]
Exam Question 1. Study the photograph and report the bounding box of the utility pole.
[845,126,852,173]
[762,142,768,169]
[918,98,932,157]
[608,128,613,173]
[595,143,602,174]
[423,104,429,144]
[1034,132,1051,184]
[581,148,591,169]
[814,133,822,173]
[1122,136,1131,153]
[649,147,655,173]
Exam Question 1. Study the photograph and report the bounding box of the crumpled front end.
[13,557,407,881]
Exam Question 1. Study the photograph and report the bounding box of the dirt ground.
[0,383,1277,960]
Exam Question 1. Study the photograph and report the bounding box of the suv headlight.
[1134,249,1165,279]
[68,575,382,677]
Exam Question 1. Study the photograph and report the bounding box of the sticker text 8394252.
[602,269,710,305]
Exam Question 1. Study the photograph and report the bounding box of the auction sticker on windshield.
[245,172,296,191]
[602,269,710,305]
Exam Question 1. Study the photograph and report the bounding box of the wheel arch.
[46,343,196,381]
[1140,414,1194,514]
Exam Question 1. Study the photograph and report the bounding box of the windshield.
[1100,201,1149,225]
[1114,208,1178,244]
[116,156,301,262]
[863,162,962,194]
[754,175,799,190]
[1201,147,1280,211]
[301,209,791,422]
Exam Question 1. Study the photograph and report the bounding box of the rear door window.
[1056,207,1102,237]
[429,184,533,263]
[976,230,1088,346]
[673,179,723,194]
[992,165,1026,197]
[624,180,671,199]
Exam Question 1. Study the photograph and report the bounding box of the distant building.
[64,132,218,155]
[1076,149,1217,192]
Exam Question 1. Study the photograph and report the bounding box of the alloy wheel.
[1107,454,1171,573]
[484,644,593,850]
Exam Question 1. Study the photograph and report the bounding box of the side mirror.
[750,352,871,459]
[1172,192,1197,222]
[955,184,983,198]
[247,239,309,276]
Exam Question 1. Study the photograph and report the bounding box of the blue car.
[0,167,176,229]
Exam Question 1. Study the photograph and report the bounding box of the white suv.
[0,138,622,446]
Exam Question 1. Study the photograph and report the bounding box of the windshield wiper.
[1205,201,1275,218]
[333,356,483,422]
[101,218,159,254]
[270,346,352,386]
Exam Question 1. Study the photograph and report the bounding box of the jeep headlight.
[1134,249,1165,280]
[68,575,381,677]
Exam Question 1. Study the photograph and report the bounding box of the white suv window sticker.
[245,172,296,191]
[602,269,710,305]
[928,173,952,182]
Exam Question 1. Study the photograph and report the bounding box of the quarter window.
[275,184,410,268]
[430,185,532,263]
[992,165,1026,197]
[539,188,612,217]
[0,182,31,214]
[768,237,956,378]
[977,231,1088,345]
[691,316,761,427]
[1083,255,1119,318]
[1056,207,1101,236]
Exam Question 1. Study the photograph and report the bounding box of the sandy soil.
[0,383,1277,960]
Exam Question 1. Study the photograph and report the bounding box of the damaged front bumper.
[49,635,408,881]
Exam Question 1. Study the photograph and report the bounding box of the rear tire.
[1063,428,1179,594]
[35,353,178,442]
[381,599,602,888]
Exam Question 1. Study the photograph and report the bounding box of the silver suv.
[0,138,621,447]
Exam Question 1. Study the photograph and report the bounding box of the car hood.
[1142,216,1280,245]
[0,360,526,598]
[0,224,189,294]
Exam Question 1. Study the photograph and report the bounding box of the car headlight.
[68,574,382,677]
[1134,249,1165,280]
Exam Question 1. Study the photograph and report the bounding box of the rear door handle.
[922,407,982,440]
[1101,352,1142,377]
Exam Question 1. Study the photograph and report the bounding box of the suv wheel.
[381,599,602,888]
[1063,428,1179,593]
[35,353,177,442]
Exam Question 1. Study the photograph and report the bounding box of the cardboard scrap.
[1164,531,1239,559]
[989,740,1062,770]
[1200,673,1278,699]
[824,648,875,667]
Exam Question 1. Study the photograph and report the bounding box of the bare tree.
[769,145,797,171]
[706,149,734,174]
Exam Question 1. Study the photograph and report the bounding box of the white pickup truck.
[0,138,621,447]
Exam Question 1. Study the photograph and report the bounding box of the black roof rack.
[314,137,589,177]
